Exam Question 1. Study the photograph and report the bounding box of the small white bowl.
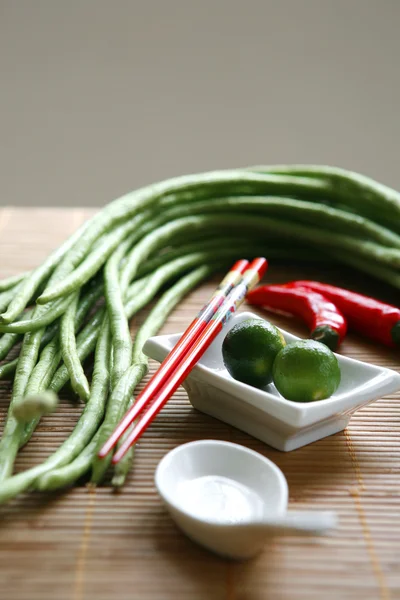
[155,440,336,559]
[155,439,288,559]
[144,311,400,451]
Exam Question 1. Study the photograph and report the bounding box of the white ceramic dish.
[155,440,337,559]
[144,311,400,451]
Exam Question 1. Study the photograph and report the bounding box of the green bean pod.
[27,171,327,306]
[0,358,18,380]
[19,280,104,448]
[104,236,136,387]
[91,362,148,483]
[109,365,148,488]
[247,164,400,230]
[0,296,73,334]
[37,263,224,490]
[17,338,62,449]
[325,248,400,289]
[137,237,328,278]
[0,257,89,464]
[60,292,90,401]
[0,219,90,324]
[36,214,150,305]
[0,318,112,504]
[0,329,44,480]
[161,196,400,249]
[36,430,102,491]
[0,271,29,292]
[0,286,23,314]
[0,331,21,362]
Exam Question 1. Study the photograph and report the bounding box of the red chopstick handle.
[98,259,249,459]
[111,257,268,463]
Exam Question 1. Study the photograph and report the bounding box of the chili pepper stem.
[311,326,340,352]
[391,321,400,346]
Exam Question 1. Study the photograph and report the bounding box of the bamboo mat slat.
[0,208,399,600]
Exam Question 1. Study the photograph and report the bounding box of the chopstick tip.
[97,444,110,459]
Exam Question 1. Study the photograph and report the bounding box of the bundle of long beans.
[1,165,400,504]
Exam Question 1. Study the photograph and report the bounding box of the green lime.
[272,340,341,402]
[222,318,286,388]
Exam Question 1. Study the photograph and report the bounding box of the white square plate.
[143,311,400,451]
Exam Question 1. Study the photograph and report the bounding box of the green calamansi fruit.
[222,318,286,388]
[272,339,341,402]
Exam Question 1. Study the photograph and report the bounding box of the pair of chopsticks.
[99,256,268,464]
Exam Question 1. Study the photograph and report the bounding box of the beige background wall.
[0,0,399,208]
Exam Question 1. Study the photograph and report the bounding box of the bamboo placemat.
[0,208,399,600]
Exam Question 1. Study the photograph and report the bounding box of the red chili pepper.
[247,284,347,351]
[285,280,400,348]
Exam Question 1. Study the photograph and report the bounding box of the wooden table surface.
[0,208,399,600]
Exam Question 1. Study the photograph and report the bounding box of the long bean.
[0,219,90,324]
[91,363,148,483]
[248,164,400,229]
[0,306,67,364]
[120,216,254,291]
[2,278,107,490]
[47,279,147,395]
[25,339,61,397]
[31,170,400,307]
[1,275,103,336]
[39,320,60,348]
[0,296,73,334]
[109,365,149,487]
[36,212,154,306]
[37,214,150,305]
[26,172,327,307]
[36,430,102,491]
[0,324,62,382]
[38,262,223,490]
[137,238,328,278]
[25,281,149,488]
[2,277,104,468]
[0,330,43,480]
[104,237,135,387]
[33,204,251,307]
[161,196,400,249]
[19,281,104,449]
[0,286,23,314]
[60,292,90,401]
[326,248,400,289]
[0,358,18,380]
[0,271,29,292]
[0,319,111,504]
[0,272,73,440]
[17,208,400,318]
[124,214,400,282]
[0,332,21,361]
[49,309,106,395]
[16,338,61,450]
